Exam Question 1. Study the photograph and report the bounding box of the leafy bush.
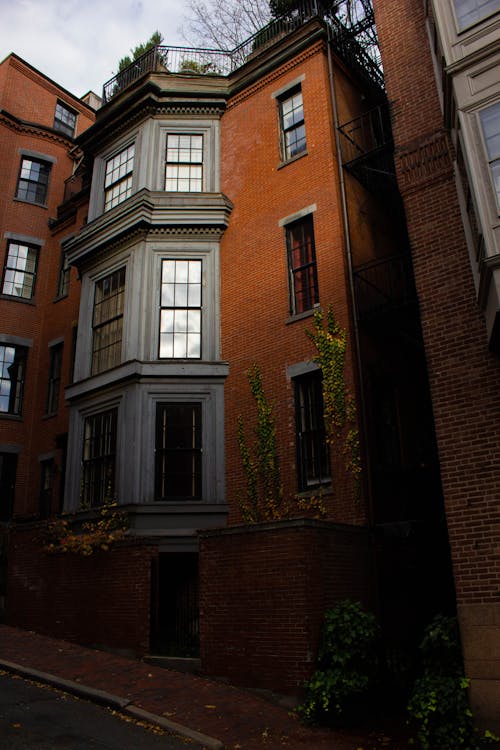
[298,600,380,725]
[407,615,498,749]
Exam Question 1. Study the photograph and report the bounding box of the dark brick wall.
[199,520,375,694]
[6,525,156,654]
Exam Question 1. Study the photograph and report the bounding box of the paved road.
[0,672,196,749]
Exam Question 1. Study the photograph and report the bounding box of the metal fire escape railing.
[337,103,396,193]
[353,254,417,320]
[102,0,383,103]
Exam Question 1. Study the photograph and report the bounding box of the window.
[286,215,319,315]
[53,101,77,137]
[454,0,500,29]
[480,101,500,210]
[159,259,202,359]
[104,144,135,211]
[39,459,55,519]
[155,403,202,500]
[0,453,17,521]
[2,241,38,300]
[81,409,117,507]
[46,344,63,415]
[165,134,203,192]
[0,344,26,416]
[295,371,330,490]
[16,157,51,205]
[279,86,306,161]
[92,267,126,375]
[57,249,70,297]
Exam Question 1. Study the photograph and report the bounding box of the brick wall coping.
[198,517,371,538]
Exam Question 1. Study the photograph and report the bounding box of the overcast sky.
[0,0,189,99]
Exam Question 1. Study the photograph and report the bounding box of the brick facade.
[7,525,156,654]
[199,520,375,694]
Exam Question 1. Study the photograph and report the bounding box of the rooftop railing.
[102,0,383,103]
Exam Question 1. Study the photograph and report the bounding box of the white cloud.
[0,0,187,98]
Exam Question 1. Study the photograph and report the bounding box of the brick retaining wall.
[6,525,157,654]
[199,519,375,695]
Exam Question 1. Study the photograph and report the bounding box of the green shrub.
[298,600,380,725]
[407,615,498,749]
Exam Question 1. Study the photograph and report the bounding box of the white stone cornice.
[64,189,233,266]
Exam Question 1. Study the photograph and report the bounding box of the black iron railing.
[353,254,416,319]
[338,104,392,166]
[102,0,383,103]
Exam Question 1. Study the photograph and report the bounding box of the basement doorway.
[151,552,199,657]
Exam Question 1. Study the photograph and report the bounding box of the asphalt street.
[0,672,197,749]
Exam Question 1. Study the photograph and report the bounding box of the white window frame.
[453,0,500,30]
[104,142,135,212]
[165,133,204,192]
[479,100,500,212]
[159,258,203,359]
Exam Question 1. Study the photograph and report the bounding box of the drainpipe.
[325,26,375,529]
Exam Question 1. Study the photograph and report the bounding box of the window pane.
[280,87,306,161]
[81,409,117,507]
[0,344,26,415]
[159,259,202,359]
[54,102,77,137]
[2,242,38,299]
[16,158,50,204]
[286,216,318,314]
[480,102,500,159]
[104,144,134,211]
[92,267,126,375]
[165,134,203,192]
[455,0,500,28]
[480,102,500,207]
[295,372,330,490]
[155,403,202,500]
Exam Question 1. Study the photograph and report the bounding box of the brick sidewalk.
[0,625,411,749]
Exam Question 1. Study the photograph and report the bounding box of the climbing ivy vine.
[306,307,362,500]
[237,364,283,523]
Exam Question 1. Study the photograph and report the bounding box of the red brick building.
[1,0,498,725]
[0,54,95,614]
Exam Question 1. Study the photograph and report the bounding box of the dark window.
[39,458,55,519]
[16,157,51,204]
[286,215,319,314]
[2,241,38,299]
[0,453,17,521]
[165,134,203,192]
[0,344,26,415]
[155,403,202,500]
[81,409,117,507]
[279,86,306,161]
[46,343,63,415]
[295,371,330,490]
[53,101,77,137]
[104,144,134,211]
[92,267,126,374]
[57,249,70,297]
[159,259,202,359]
[454,0,500,29]
[69,325,77,384]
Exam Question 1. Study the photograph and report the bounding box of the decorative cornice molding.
[0,110,73,148]
[395,130,454,195]
[227,40,326,109]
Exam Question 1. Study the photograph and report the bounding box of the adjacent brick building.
[372,0,500,728]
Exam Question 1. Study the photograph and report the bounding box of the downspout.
[325,26,375,529]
